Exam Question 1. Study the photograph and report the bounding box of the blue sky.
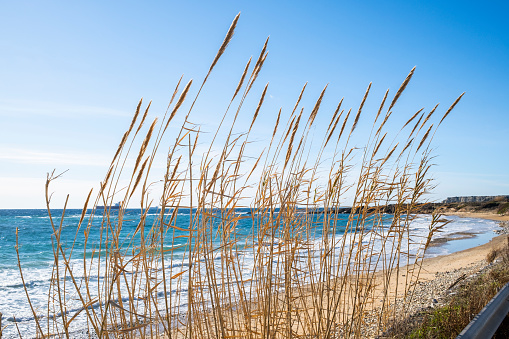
[0,1,508,208]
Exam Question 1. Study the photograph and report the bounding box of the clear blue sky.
[1,1,508,208]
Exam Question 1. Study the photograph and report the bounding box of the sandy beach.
[442,211,509,222]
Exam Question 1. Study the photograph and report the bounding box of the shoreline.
[427,212,508,251]
[392,212,508,296]
[415,212,508,289]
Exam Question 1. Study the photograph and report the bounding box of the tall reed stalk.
[17,14,462,338]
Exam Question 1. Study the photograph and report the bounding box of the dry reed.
[14,14,463,339]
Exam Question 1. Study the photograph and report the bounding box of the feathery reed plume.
[385,142,399,161]
[209,13,240,73]
[180,14,242,137]
[133,118,158,174]
[438,92,465,126]
[282,115,296,145]
[249,83,269,130]
[325,109,344,147]
[337,108,352,142]
[326,98,344,134]
[233,57,252,100]
[409,112,425,139]
[168,75,183,111]
[285,107,303,165]
[111,132,129,167]
[135,101,152,135]
[292,83,308,118]
[247,51,268,94]
[373,132,387,157]
[272,108,282,139]
[253,37,269,72]
[398,137,414,158]
[130,157,149,199]
[375,110,392,137]
[164,79,193,132]
[307,84,328,127]
[324,102,344,147]
[102,164,114,191]
[402,108,424,129]
[350,82,371,134]
[78,188,93,227]
[387,66,416,112]
[416,124,433,152]
[245,37,270,95]
[419,103,439,131]
[374,89,389,124]
[129,98,143,134]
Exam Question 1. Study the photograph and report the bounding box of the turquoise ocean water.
[0,209,500,338]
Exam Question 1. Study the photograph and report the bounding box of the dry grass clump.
[486,248,498,263]
[15,14,463,339]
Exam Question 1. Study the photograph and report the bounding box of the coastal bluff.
[305,195,509,216]
[443,195,509,203]
[422,195,509,216]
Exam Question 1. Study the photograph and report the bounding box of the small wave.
[6,314,42,322]
[168,262,189,269]
[4,281,40,289]
[62,214,92,219]
[2,274,77,289]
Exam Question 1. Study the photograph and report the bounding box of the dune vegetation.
[15,14,464,338]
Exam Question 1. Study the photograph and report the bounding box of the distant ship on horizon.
[96,202,121,210]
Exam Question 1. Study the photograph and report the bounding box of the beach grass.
[14,14,464,338]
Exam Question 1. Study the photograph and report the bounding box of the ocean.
[0,208,500,338]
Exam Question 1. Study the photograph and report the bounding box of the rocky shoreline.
[304,196,509,217]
